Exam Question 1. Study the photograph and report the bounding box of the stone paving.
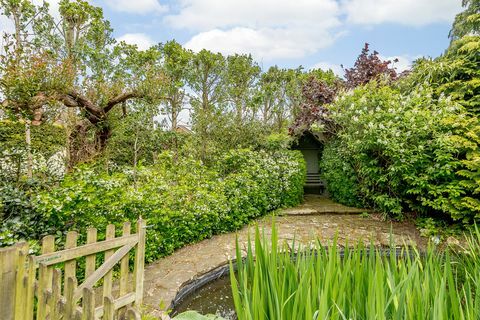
[142,195,425,318]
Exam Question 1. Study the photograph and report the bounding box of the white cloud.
[169,0,341,60]
[185,27,337,60]
[342,0,462,26]
[310,61,344,77]
[166,0,340,31]
[104,0,167,14]
[117,33,155,50]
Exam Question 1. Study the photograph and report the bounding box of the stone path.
[142,195,425,318]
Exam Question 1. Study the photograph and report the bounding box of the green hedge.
[319,140,362,208]
[322,83,480,222]
[34,149,305,262]
[0,120,66,182]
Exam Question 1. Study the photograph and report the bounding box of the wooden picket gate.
[0,219,146,320]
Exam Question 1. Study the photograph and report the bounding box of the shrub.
[0,120,66,182]
[320,140,362,207]
[325,83,480,222]
[34,150,305,261]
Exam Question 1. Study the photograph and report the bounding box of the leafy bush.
[324,82,480,221]
[0,120,66,182]
[33,150,305,261]
[0,181,49,247]
[400,36,480,116]
[320,140,362,207]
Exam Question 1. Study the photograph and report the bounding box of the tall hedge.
[34,149,305,261]
[322,83,480,222]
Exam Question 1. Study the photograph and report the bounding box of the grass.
[230,223,480,320]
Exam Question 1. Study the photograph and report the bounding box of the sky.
[0,0,464,75]
[104,0,463,75]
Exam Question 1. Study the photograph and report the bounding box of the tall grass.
[230,224,480,320]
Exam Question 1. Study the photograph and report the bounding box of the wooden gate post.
[0,243,28,320]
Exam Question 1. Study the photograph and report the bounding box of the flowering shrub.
[34,150,305,261]
[0,120,66,181]
[322,82,480,222]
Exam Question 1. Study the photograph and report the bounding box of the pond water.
[171,273,236,319]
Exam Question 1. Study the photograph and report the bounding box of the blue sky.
[1,0,463,74]
[96,0,463,75]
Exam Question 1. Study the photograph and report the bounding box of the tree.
[159,41,192,131]
[1,0,166,167]
[255,66,305,132]
[0,0,67,178]
[289,74,340,138]
[225,54,260,122]
[187,49,226,159]
[343,43,398,88]
[450,0,480,40]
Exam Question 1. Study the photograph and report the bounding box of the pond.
[169,248,421,320]
[170,267,236,319]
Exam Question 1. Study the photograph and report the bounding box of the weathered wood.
[14,243,28,320]
[64,232,78,320]
[82,287,95,320]
[73,241,136,302]
[37,236,55,320]
[50,269,62,320]
[25,256,36,320]
[85,228,98,278]
[125,308,142,320]
[94,292,136,318]
[56,299,66,319]
[74,309,83,320]
[0,246,17,320]
[36,263,49,320]
[64,276,76,319]
[120,222,131,296]
[103,296,115,320]
[33,234,137,267]
[1,219,145,320]
[103,224,116,300]
[134,219,146,306]
[65,231,78,293]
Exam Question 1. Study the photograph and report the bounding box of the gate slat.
[82,287,95,320]
[64,276,76,319]
[120,222,131,296]
[65,231,78,292]
[103,224,116,301]
[25,256,36,320]
[0,246,17,320]
[37,263,49,320]
[134,219,146,307]
[85,228,98,278]
[103,296,115,320]
[50,269,62,320]
[37,236,55,320]
[14,243,28,320]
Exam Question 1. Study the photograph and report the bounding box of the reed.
[230,224,480,320]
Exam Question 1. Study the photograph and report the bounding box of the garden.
[0,0,479,319]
